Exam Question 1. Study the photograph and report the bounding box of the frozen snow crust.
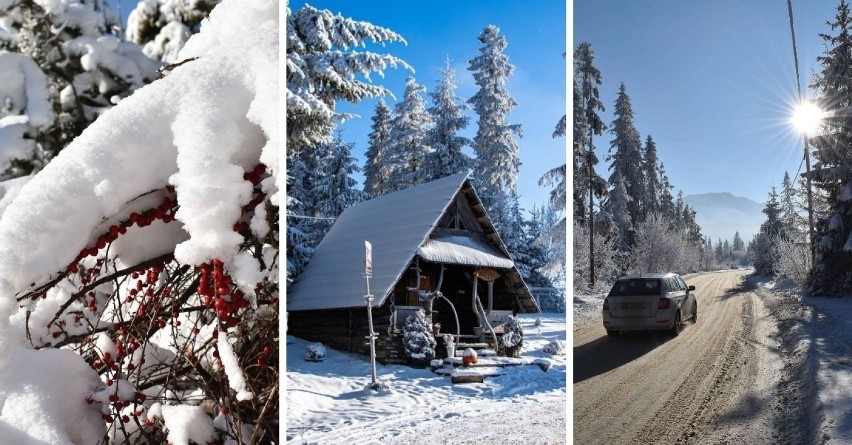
[0,0,278,442]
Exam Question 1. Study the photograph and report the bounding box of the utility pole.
[787,0,817,266]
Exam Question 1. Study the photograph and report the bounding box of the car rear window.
[609,278,662,296]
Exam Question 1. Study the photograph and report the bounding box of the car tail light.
[603,298,609,310]
[658,298,670,309]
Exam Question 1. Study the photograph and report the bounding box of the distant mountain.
[684,192,764,244]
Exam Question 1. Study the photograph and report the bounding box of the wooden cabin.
[286,173,539,364]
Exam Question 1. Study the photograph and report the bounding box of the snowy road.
[573,270,789,444]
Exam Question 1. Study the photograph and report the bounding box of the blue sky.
[289,0,567,214]
[574,1,837,205]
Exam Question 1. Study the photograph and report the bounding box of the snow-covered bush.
[305,342,327,362]
[402,309,436,365]
[775,236,810,287]
[0,0,279,443]
[543,340,566,356]
[501,316,524,357]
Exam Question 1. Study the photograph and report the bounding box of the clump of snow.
[0,347,106,444]
[306,342,327,362]
[0,52,53,172]
[462,348,478,365]
[217,330,253,401]
[542,339,565,355]
[148,403,215,445]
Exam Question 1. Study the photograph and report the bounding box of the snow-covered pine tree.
[403,309,436,364]
[643,135,661,216]
[604,172,633,251]
[285,149,316,277]
[749,186,784,275]
[658,163,677,221]
[0,0,160,178]
[126,0,220,63]
[285,3,410,152]
[574,42,607,225]
[538,107,568,290]
[385,76,434,192]
[468,24,522,209]
[286,4,409,277]
[806,0,852,295]
[530,204,565,292]
[733,231,745,251]
[311,133,365,238]
[607,83,645,241]
[363,99,393,197]
[422,60,471,181]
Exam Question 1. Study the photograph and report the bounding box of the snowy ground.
[286,313,566,445]
[751,276,852,444]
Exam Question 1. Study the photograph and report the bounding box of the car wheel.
[693,302,698,323]
[606,329,619,337]
[670,311,682,337]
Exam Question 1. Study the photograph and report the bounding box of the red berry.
[263,345,272,355]
[129,213,140,223]
[257,356,266,366]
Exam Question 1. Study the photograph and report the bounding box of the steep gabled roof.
[287,173,538,312]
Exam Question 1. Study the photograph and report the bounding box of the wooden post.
[364,241,378,389]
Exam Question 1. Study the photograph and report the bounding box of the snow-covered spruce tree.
[0,1,279,443]
[603,172,633,251]
[574,41,607,225]
[607,83,645,240]
[530,204,565,294]
[385,76,434,192]
[749,186,785,275]
[126,0,220,63]
[658,164,677,221]
[806,0,852,295]
[403,309,436,365]
[310,133,365,240]
[363,99,393,197]
[642,135,661,216]
[468,24,522,222]
[285,4,409,277]
[422,60,471,182]
[0,0,160,179]
[538,110,568,290]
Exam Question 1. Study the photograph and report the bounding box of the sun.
[792,100,824,135]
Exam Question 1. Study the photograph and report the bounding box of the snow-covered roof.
[287,173,535,312]
[417,235,514,268]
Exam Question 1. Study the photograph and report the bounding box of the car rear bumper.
[603,313,674,331]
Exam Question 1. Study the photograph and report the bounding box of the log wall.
[288,303,408,365]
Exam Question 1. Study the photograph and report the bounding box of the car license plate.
[622,302,646,310]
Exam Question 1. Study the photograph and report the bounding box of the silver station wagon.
[602,273,697,337]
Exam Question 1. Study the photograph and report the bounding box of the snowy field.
[286,313,567,445]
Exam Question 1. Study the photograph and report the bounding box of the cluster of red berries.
[67,190,178,274]
[198,259,248,329]
[257,344,272,367]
